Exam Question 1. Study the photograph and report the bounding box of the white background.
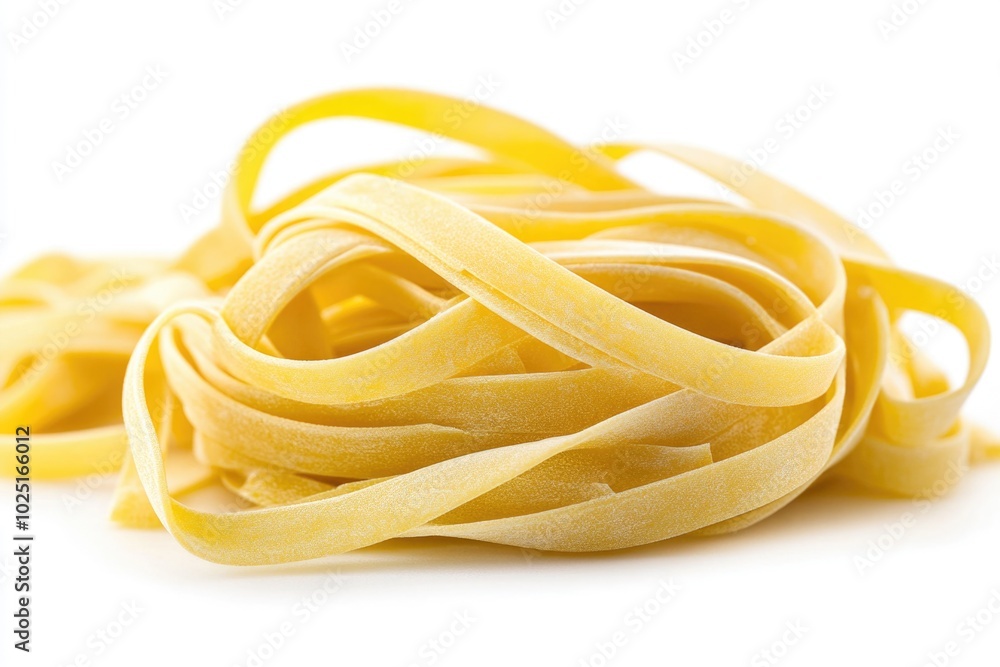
[3,0,1000,665]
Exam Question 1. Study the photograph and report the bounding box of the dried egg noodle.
[1,89,995,565]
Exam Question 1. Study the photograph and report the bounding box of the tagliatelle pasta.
[1,89,996,565]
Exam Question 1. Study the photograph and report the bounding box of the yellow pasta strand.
[0,88,994,565]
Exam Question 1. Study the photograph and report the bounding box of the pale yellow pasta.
[1,89,995,565]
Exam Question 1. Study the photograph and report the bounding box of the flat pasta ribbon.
[0,89,994,565]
